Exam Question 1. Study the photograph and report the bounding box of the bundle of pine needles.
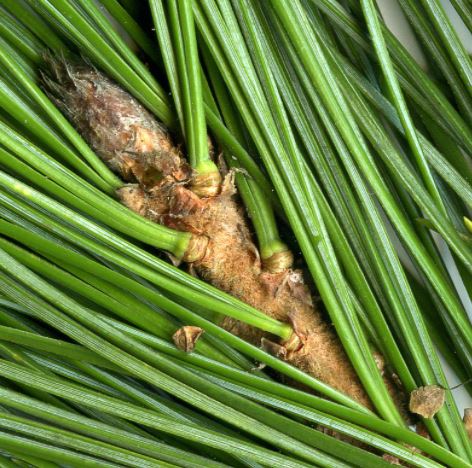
[0,0,470,466]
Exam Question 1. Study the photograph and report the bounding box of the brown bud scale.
[409,385,445,419]
[463,408,472,441]
[173,326,204,353]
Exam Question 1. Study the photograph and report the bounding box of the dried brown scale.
[409,385,445,419]
[191,171,222,198]
[173,326,205,353]
[43,60,408,410]
[464,409,472,442]
[263,249,294,274]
